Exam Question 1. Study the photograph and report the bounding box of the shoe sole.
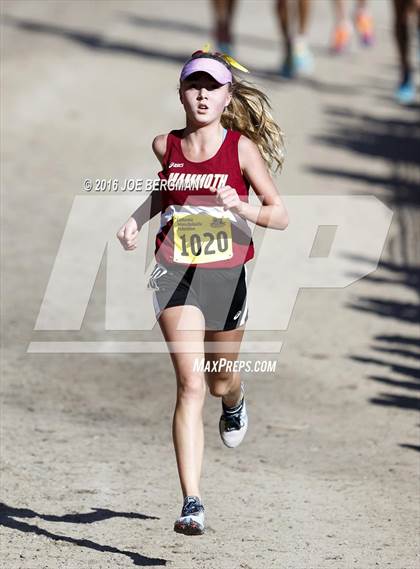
[174,520,205,535]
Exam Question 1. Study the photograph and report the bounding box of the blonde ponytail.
[221,77,285,174]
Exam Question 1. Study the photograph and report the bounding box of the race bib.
[173,213,233,264]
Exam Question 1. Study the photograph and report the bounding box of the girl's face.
[180,72,232,125]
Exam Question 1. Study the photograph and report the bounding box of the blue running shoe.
[396,80,416,105]
[293,43,314,76]
[216,41,233,56]
[279,55,295,78]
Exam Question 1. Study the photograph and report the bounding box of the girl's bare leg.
[393,0,412,82]
[158,305,206,499]
[331,0,353,52]
[333,0,347,24]
[298,0,311,35]
[211,0,237,48]
[204,325,245,406]
[276,0,292,58]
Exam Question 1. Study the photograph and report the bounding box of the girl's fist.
[210,185,244,214]
[116,217,139,251]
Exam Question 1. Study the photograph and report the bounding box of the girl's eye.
[186,82,219,90]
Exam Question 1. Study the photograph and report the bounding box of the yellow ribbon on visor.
[201,43,250,73]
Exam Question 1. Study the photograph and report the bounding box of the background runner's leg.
[393,0,411,83]
[298,0,311,35]
[211,0,237,53]
[158,305,206,499]
[276,0,293,73]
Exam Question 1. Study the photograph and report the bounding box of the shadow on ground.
[306,101,420,450]
[0,503,166,566]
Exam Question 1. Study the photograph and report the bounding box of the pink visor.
[180,57,233,84]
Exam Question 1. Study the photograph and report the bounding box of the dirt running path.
[1,1,419,568]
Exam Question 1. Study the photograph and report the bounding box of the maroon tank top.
[155,128,254,269]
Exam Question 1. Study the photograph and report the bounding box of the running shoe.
[174,495,205,535]
[217,41,233,56]
[279,53,295,78]
[331,21,352,54]
[219,382,248,448]
[354,10,374,46]
[395,79,416,105]
[279,49,296,79]
[293,42,314,76]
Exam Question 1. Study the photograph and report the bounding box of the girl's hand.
[210,185,244,215]
[116,217,139,251]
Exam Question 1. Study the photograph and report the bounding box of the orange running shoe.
[355,10,374,46]
[331,22,352,54]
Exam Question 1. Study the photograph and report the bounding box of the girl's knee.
[207,372,235,397]
[176,374,206,402]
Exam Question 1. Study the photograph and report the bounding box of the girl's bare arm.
[116,134,167,250]
[129,134,168,229]
[237,135,289,230]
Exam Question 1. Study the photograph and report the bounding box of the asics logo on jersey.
[169,162,184,168]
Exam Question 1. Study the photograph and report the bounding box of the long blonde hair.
[222,77,285,174]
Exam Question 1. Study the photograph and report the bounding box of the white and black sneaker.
[174,495,205,535]
[219,382,248,448]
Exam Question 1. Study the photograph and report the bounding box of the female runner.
[117,48,289,536]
